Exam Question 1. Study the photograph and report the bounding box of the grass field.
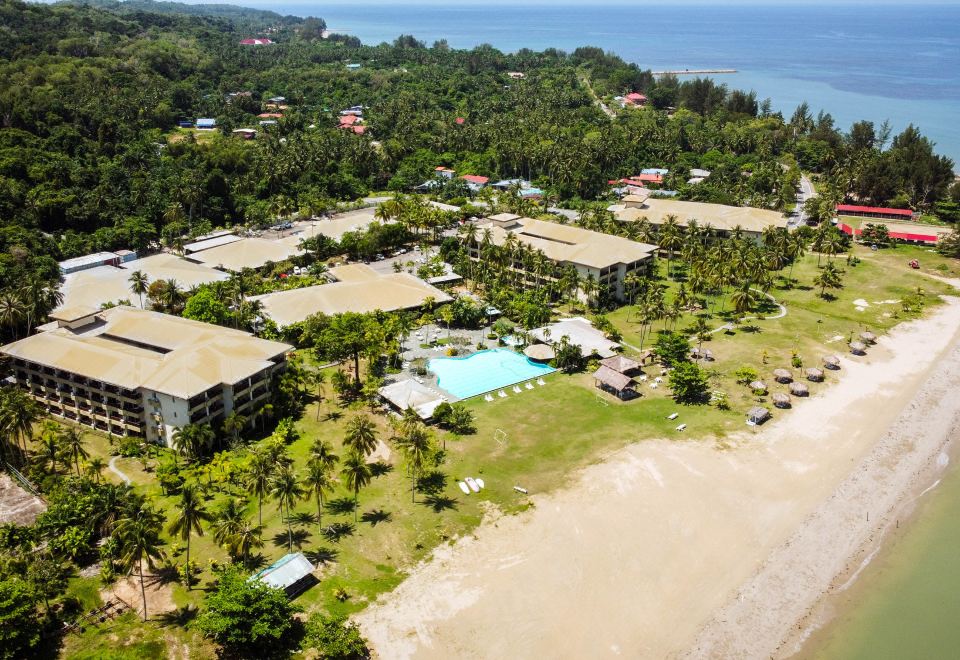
[51,242,959,657]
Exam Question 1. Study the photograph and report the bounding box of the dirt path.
[108,456,132,485]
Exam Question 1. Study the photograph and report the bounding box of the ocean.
[249,2,960,165]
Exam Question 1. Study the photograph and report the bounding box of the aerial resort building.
[467,213,656,302]
[835,204,915,221]
[251,264,452,328]
[613,196,788,243]
[1,307,291,446]
[186,237,301,272]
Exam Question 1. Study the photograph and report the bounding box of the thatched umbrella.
[772,392,792,408]
[806,367,824,382]
[849,341,867,355]
[822,355,841,370]
[524,343,556,362]
[772,368,793,383]
[703,349,714,361]
[860,331,877,344]
[747,407,770,425]
[749,380,768,393]
[789,382,809,396]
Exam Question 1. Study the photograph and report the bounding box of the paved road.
[789,175,816,227]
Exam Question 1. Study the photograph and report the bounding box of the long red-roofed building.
[836,204,914,220]
[240,38,273,46]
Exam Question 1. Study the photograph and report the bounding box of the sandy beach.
[356,295,960,659]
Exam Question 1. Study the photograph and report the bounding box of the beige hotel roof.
[478,215,656,270]
[616,198,788,234]
[189,237,301,272]
[2,307,291,399]
[251,265,452,327]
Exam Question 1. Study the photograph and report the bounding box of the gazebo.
[849,341,867,355]
[593,365,638,400]
[524,343,556,363]
[599,354,641,376]
[806,367,825,382]
[772,393,792,409]
[747,407,770,425]
[860,331,877,344]
[749,380,768,393]
[789,382,809,396]
[772,368,793,383]
[823,355,841,370]
[690,347,714,361]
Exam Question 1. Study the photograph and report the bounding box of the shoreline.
[356,296,960,659]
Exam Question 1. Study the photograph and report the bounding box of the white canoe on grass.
[475,478,485,490]
[465,477,480,493]
[458,481,470,495]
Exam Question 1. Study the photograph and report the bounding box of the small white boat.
[458,481,470,495]
[475,478,485,490]
[465,477,480,493]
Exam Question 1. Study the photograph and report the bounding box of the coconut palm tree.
[271,466,304,552]
[246,450,274,530]
[304,459,335,531]
[58,426,88,477]
[167,484,211,589]
[229,523,263,567]
[0,386,41,465]
[340,450,372,523]
[114,504,165,621]
[212,498,246,551]
[343,415,378,457]
[308,438,338,472]
[0,290,24,339]
[128,271,149,309]
[86,457,106,483]
[171,424,214,465]
[36,421,62,474]
[394,422,433,503]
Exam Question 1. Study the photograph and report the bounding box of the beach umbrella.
[860,331,877,344]
[806,368,824,382]
[749,380,768,393]
[789,382,809,396]
[523,343,556,362]
[849,341,867,355]
[772,393,791,408]
[822,355,841,369]
[772,368,793,383]
[747,407,770,424]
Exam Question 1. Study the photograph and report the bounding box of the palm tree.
[167,484,211,589]
[304,459,335,531]
[394,422,433,503]
[271,466,304,552]
[86,457,106,483]
[172,424,214,465]
[307,371,326,421]
[58,426,88,477]
[659,215,684,279]
[229,524,263,567]
[814,262,843,298]
[128,271,149,309]
[340,450,372,522]
[0,290,24,339]
[308,438,339,472]
[247,451,274,530]
[343,415,378,457]
[212,498,246,551]
[0,386,41,465]
[114,504,165,621]
[221,411,247,448]
[36,421,62,474]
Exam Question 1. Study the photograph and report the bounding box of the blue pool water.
[428,348,554,399]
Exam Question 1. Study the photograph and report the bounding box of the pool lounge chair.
[525,382,534,390]
[498,390,507,398]
[536,378,546,386]
[484,394,494,402]
[512,385,522,394]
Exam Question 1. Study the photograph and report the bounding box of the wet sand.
[356,297,960,659]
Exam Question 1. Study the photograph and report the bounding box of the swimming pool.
[428,349,555,399]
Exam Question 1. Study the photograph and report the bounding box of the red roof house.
[455,117,466,125]
[338,115,360,126]
[625,92,648,105]
[240,38,273,46]
[461,175,489,186]
[257,113,283,119]
[836,204,914,220]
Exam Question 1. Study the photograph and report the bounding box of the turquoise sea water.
[428,348,554,399]
[254,2,960,164]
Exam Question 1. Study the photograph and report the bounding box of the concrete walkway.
[108,456,131,485]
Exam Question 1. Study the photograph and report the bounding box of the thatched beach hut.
[789,382,809,397]
[524,343,556,363]
[806,367,824,382]
[772,393,792,409]
[592,365,637,400]
[690,347,714,361]
[747,407,770,425]
[749,380,768,393]
[860,331,877,344]
[599,354,641,376]
[773,368,793,384]
[849,341,867,355]
[822,355,841,370]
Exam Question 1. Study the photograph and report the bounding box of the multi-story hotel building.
[2,306,291,446]
[467,213,657,302]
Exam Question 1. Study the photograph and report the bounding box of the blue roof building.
[195,118,217,130]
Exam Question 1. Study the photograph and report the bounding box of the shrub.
[734,366,759,385]
[669,362,710,404]
[303,613,370,659]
